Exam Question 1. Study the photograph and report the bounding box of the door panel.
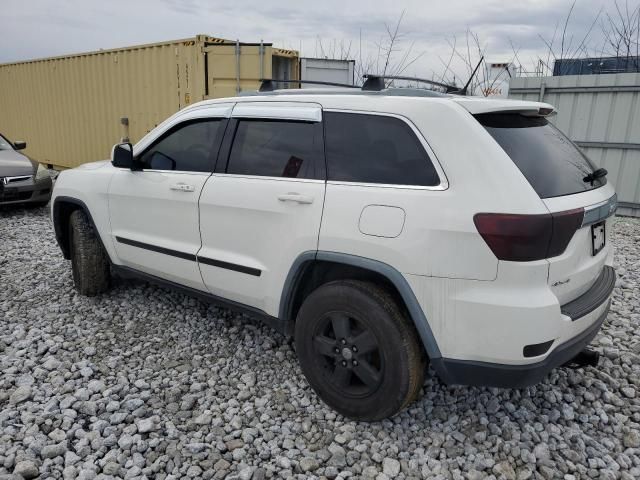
[197,102,326,316]
[198,175,325,314]
[108,116,228,291]
[109,170,210,290]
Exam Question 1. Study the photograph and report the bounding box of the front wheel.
[294,280,425,421]
[69,210,110,296]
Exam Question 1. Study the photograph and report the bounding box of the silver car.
[0,134,52,206]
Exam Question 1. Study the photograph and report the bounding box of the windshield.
[0,134,13,150]
[476,113,606,199]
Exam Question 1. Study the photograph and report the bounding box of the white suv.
[51,86,617,420]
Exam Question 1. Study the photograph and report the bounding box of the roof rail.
[239,87,447,98]
[362,74,459,93]
[259,79,358,92]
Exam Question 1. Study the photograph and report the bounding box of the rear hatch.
[476,111,616,307]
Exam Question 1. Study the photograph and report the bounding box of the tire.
[294,280,425,421]
[69,209,110,296]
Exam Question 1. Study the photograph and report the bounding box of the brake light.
[474,208,584,261]
[548,208,585,257]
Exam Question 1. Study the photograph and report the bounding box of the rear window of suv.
[476,113,605,199]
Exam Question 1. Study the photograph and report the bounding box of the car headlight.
[34,164,51,181]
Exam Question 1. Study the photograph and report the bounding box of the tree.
[315,11,425,87]
[600,0,640,60]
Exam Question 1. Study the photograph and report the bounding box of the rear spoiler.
[452,98,556,116]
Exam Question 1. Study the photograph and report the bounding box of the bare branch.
[560,1,577,61]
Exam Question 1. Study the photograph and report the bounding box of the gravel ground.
[1,206,639,480]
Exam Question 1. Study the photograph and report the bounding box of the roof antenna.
[459,56,484,96]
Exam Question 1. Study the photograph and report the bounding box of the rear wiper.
[583,168,607,185]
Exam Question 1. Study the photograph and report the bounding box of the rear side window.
[324,112,440,187]
[477,113,605,199]
[137,119,222,172]
[227,120,323,179]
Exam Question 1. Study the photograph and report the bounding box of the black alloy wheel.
[295,280,425,421]
[312,311,384,398]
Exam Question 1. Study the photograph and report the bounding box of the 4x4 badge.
[552,278,571,287]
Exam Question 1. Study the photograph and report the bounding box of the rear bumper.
[0,176,52,205]
[561,265,616,319]
[433,287,612,388]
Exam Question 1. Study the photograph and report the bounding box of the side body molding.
[279,251,443,361]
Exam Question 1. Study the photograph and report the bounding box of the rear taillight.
[548,208,584,257]
[474,208,584,261]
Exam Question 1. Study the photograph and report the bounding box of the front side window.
[137,119,223,172]
[226,120,323,179]
[324,112,440,186]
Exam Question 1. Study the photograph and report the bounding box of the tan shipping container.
[0,35,299,169]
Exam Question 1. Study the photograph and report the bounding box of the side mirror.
[111,142,136,169]
[13,141,26,150]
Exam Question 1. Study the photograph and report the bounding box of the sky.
[0,0,622,84]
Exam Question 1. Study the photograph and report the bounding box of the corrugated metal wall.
[509,73,640,216]
[0,37,208,168]
[205,43,272,98]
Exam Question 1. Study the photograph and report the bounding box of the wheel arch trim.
[52,196,111,261]
[279,251,442,360]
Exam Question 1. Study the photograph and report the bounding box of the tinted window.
[227,120,323,179]
[324,112,440,186]
[137,120,222,172]
[477,113,605,199]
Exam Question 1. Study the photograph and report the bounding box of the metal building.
[0,35,299,169]
[509,72,640,217]
[482,62,519,98]
[299,58,355,87]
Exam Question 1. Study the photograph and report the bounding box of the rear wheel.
[294,280,425,421]
[69,210,110,296]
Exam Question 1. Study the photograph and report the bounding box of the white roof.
[188,90,555,116]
